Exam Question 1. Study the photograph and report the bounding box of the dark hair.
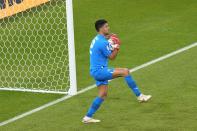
[95,19,108,32]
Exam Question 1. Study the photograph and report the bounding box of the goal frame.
[0,0,77,95]
[66,0,77,95]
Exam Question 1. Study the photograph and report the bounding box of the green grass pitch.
[1,0,197,130]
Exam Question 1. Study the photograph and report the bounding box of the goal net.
[0,0,77,95]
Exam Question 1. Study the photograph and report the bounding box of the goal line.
[0,87,68,94]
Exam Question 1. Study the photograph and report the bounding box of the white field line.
[0,87,68,94]
[0,42,197,127]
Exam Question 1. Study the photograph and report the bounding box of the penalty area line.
[0,42,197,127]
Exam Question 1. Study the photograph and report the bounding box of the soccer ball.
[108,34,121,50]
[108,38,118,50]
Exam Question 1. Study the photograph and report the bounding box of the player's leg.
[83,67,113,123]
[83,84,107,123]
[113,68,151,102]
[86,85,107,117]
[113,68,141,96]
[98,84,108,99]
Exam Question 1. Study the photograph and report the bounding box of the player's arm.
[108,34,120,60]
[100,42,119,60]
[101,34,120,60]
[108,48,119,60]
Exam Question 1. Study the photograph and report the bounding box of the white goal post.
[66,0,77,95]
[0,0,77,95]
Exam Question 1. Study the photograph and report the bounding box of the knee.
[99,91,108,99]
[123,68,130,76]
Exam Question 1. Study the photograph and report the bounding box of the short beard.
[104,32,111,39]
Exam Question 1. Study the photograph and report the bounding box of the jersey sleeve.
[100,41,112,58]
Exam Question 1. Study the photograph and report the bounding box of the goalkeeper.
[82,19,151,123]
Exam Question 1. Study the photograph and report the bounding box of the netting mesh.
[0,0,70,93]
